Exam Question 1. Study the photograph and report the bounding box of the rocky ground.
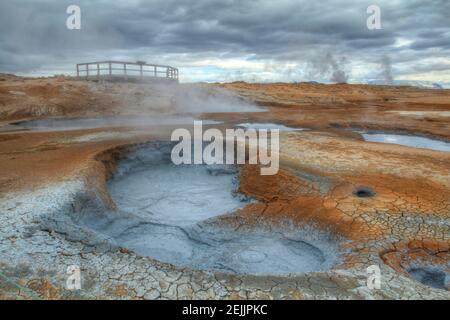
[0,75,448,299]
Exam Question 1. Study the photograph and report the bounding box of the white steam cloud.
[307,53,350,83]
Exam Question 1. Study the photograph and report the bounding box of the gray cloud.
[0,0,449,82]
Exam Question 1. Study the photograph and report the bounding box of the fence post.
[86,64,89,79]
[109,62,112,77]
[76,64,79,78]
[124,63,127,80]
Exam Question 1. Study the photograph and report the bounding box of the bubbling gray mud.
[110,164,244,226]
[358,131,450,152]
[74,143,340,274]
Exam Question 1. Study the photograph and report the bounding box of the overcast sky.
[0,0,449,83]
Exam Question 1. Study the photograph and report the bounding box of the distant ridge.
[367,79,447,89]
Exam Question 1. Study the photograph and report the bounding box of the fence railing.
[76,61,178,82]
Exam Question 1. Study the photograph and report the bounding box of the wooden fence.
[76,61,178,82]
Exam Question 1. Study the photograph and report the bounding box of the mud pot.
[68,143,340,275]
[408,266,449,290]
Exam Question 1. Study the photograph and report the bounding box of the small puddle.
[10,116,221,132]
[408,266,449,291]
[74,143,340,274]
[357,131,450,152]
[237,123,304,131]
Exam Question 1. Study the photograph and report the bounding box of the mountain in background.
[368,80,448,89]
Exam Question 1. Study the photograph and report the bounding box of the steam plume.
[308,52,350,83]
[380,55,393,84]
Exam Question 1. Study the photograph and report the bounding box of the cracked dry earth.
[0,76,449,299]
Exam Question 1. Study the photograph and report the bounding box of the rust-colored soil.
[0,76,448,293]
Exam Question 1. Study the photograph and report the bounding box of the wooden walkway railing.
[76,61,178,82]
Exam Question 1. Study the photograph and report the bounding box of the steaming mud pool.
[73,143,340,275]
[9,116,221,131]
